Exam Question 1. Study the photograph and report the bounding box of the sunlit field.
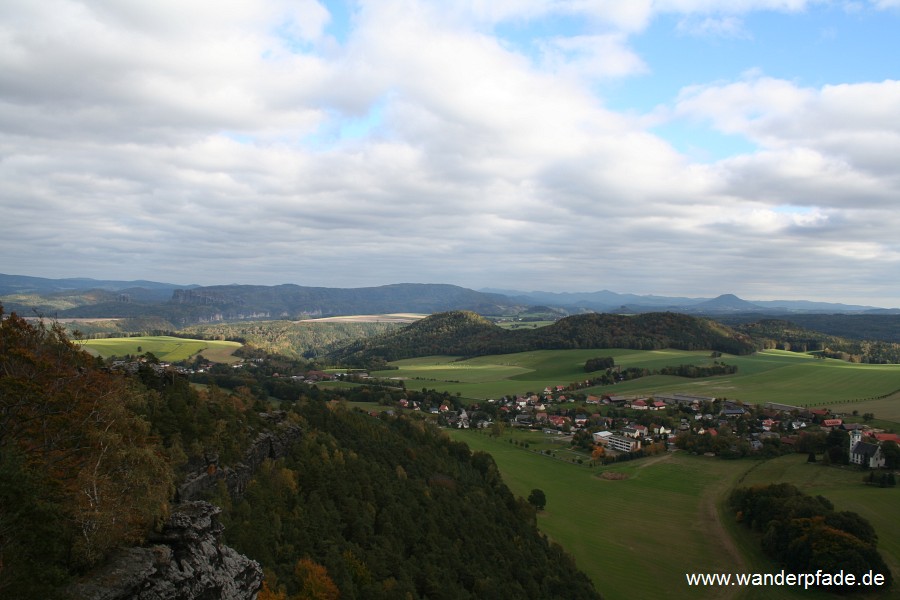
[374,349,900,418]
[78,336,242,363]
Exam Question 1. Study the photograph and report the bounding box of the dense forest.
[0,305,599,599]
[330,310,758,365]
[722,313,900,345]
[735,319,900,363]
[0,307,266,598]
[729,483,892,591]
[216,402,600,599]
[180,319,401,359]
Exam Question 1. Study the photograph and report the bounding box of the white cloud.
[676,15,751,37]
[1,0,899,305]
[538,34,648,79]
[674,76,900,188]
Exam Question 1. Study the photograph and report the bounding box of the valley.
[449,431,899,599]
[371,349,900,419]
[3,285,900,599]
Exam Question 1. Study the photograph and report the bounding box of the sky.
[2,0,900,307]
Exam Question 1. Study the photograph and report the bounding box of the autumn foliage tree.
[0,307,173,596]
[292,558,340,600]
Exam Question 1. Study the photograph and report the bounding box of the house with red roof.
[872,432,900,444]
[548,415,569,428]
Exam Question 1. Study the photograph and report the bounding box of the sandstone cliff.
[178,420,303,502]
[68,418,303,599]
[67,502,262,600]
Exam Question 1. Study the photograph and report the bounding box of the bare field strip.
[298,313,427,323]
[24,317,124,323]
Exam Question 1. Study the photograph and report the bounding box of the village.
[108,354,899,473]
[433,387,899,471]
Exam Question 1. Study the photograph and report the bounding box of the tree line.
[729,483,892,592]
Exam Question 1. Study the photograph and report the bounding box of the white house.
[849,430,886,468]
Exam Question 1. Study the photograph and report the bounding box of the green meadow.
[450,431,896,599]
[374,349,900,419]
[78,335,242,363]
[424,348,900,597]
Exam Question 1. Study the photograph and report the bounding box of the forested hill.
[734,318,900,363]
[221,402,601,599]
[330,311,758,364]
[0,306,600,599]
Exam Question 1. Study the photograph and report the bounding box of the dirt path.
[637,452,673,469]
[700,462,759,600]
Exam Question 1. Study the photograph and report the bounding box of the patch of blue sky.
[272,20,316,54]
[319,0,354,44]
[268,1,354,54]
[301,98,388,150]
[650,120,757,163]
[220,131,256,145]
[338,99,386,140]
[773,204,816,215]
[602,5,900,114]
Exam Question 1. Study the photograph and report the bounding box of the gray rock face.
[178,422,303,502]
[68,502,262,600]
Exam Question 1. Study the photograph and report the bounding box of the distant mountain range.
[481,288,897,314]
[2,273,897,329]
[0,273,197,296]
[0,274,525,324]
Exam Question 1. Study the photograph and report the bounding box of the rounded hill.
[329,311,758,365]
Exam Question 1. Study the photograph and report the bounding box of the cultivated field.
[298,313,426,323]
[374,349,900,419]
[78,336,242,363]
[450,431,895,599]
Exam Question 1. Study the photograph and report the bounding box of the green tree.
[528,489,547,511]
[881,441,900,469]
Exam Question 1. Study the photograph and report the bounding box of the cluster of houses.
[434,387,898,467]
[109,358,198,376]
[757,402,899,468]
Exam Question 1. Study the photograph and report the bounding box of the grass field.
[372,350,900,422]
[407,347,900,597]
[78,336,242,363]
[450,430,896,599]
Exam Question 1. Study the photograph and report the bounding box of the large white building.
[607,435,641,453]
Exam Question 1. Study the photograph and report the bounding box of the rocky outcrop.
[177,420,303,502]
[68,502,262,600]
[69,416,301,599]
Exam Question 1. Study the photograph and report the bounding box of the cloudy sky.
[2,1,899,306]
